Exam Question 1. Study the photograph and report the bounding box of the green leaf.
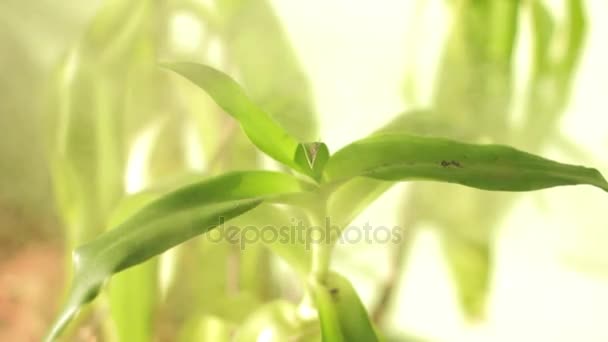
[162,62,322,178]
[562,0,586,73]
[46,171,311,341]
[530,0,554,74]
[215,0,319,142]
[295,142,330,182]
[324,133,608,192]
[310,273,379,342]
[323,111,434,234]
[487,0,520,66]
[439,232,490,318]
[107,187,159,342]
[109,261,158,342]
[310,280,344,342]
[398,183,510,318]
[47,2,166,340]
[326,273,380,342]
[51,61,121,245]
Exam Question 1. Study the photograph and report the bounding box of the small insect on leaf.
[324,133,608,193]
[441,160,463,168]
[330,287,339,298]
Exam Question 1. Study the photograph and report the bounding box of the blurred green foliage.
[0,1,94,241]
[42,0,320,340]
[0,0,600,341]
[374,0,589,324]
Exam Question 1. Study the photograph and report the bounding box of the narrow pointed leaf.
[215,0,319,142]
[439,232,490,318]
[562,0,587,72]
[326,273,380,342]
[310,280,344,342]
[487,0,520,66]
[530,0,554,74]
[324,133,608,192]
[310,273,379,342]
[46,171,311,341]
[163,63,320,177]
[107,188,159,342]
[109,261,157,342]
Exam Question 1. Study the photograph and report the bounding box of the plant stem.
[308,198,332,282]
[311,239,332,281]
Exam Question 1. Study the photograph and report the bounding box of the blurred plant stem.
[309,200,332,282]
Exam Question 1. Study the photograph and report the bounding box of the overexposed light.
[386,228,464,341]
[296,298,318,321]
[62,48,79,86]
[194,0,216,12]
[260,152,283,172]
[256,328,274,342]
[413,0,451,107]
[158,246,179,299]
[206,36,224,69]
[182,119,206,171]
[124,119,165,194]
[170,11,203,54]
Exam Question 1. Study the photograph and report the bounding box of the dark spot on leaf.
[330,287,339,300]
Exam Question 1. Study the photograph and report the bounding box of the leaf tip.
[294,142,330,182]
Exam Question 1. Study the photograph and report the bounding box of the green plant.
[46,62,608,341]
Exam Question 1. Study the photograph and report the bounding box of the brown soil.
[0,243,64,342]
